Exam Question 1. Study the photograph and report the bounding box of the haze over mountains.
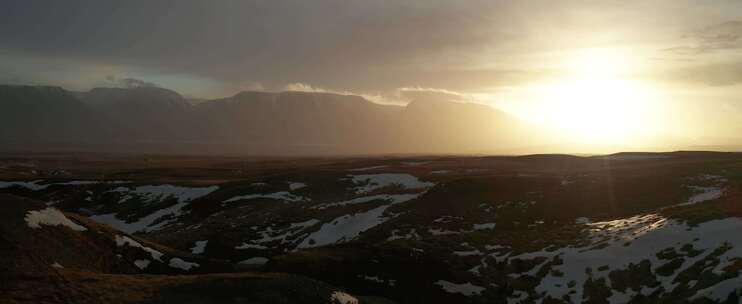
[0,84,543,156]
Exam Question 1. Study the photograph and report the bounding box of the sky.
[2,0,742,150]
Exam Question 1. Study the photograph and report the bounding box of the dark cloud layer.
[2,0,742,98]
[665,20,742,55]
[0,0,514,94]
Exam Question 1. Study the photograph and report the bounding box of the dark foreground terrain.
[2,151,742,303]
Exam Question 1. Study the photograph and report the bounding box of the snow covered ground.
[223,191,306,204]
[330,291,358,304]
[348,165,388,172]
[298,188,431,248]
[25,208,87,231]
[238,257,269,265]
[108,184,218,204]
[283,174,435,249]
[190,240,208,254]
[435,280,486,296]
[168,258,199,271]
[679,186,723,206]
[298,205,392,248]
[470,214,742,303]
[90,184,218,233]
[1,180,51,191]
[91,201,188,233]
[288,182,307,191]
[235,219,320,250]
[0,180,130,191]
[115,235,164,262]
[348,173,434,194]
[472,223,496,230]
[312,193,420,210]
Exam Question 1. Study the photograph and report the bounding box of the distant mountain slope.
[0,85,103,143]
[0,85,540,155]
[398,99,542,154]
[191,91,401,154]
[80,87,193,142]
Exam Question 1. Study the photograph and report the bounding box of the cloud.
[397,87,471,103]
[3,1,742,97]
[235,81,265,92]
[282,82,406,105]
[665,20,742,55]
[102,75,158,88]
[284,83,329,93]
[660,62,742,86]
[692,21,742,49]
[0,1,515,95]
[119,77,158,88]
[283,83,488,106]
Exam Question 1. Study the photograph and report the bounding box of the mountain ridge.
[0,84,540,155]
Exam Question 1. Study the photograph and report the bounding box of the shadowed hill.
[0,194,378,304]
[0,85,105,143]
[80,87,193,141]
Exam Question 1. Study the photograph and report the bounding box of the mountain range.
[0,84,543,155]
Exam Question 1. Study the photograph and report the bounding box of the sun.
[535,48,659,145]
[543,79,653,144]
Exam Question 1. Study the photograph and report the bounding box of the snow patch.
[238,257,269,265]
[91,185,218,233]
[223,191,307,203]
[298,206,391,248]
[288,182,307,191]
[472,223,496,230]
[435,280,485,296]
[348,173,434,194]
[168,258,199,271]
[109,184,218,204]
[25,208,87,231]
[387,228,421,241]
[236,219,320,250]
[330,291,358,304]
[299,188,427,249]
[348,165,388,172]
[0,180,49,191]
[428,228,463,236]
[190,240,208,255]
[678,186,723,206]
[133,259,150,269]
[453,250,483,257]
[0,179,131,191]
[493,214,742,303]
[235,243,268,250]
[114,235,164,261]
[313,193,420,210]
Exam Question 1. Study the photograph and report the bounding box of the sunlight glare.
[536,48,659,145]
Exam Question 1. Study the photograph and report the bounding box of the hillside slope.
[0,194,374,304]
[4,153,742,303]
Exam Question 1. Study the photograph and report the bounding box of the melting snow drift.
[349,173,434,194]
[25,208,87,231]
[90,184,218,233]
